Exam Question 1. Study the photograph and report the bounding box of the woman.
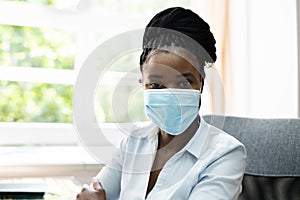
[77,7,246,200]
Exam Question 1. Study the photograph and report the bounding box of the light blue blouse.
[96,117,246,200]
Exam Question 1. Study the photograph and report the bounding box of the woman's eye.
[149,82,164,89]
[178,80,192,88]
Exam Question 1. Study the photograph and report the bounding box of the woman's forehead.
[143,52,199,77]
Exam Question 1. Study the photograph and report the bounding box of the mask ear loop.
[199,97,201,108]
[198,77,204,108]
[197,76,202,124]
[200,77,204,93]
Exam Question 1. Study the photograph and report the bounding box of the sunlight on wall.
[194,0,298,118]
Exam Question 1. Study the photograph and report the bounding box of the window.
[0,25,74,123]
[0,0,191,148]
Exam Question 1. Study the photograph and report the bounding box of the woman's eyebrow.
[176,73,196,79]
[148,74,163,79]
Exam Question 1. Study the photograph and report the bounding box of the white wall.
[194,0,298,118]
[246,0,298,118]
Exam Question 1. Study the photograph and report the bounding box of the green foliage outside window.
[0,81,72,122]
[0,25,74,122]
[0,0,190,123]
[0,25,75,69]
[0,25,146,123]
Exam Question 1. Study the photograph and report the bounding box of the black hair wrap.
[139,7,217,79]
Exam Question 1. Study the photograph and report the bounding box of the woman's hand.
[76,178,106,200]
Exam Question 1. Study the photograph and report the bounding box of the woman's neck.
[157,115,200,151]
[158,131,174,149]
[152,115,200,172]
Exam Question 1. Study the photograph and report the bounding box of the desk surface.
[0,146,104,183]
[0,177,81,199]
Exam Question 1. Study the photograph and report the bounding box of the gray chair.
[203,115,300,200]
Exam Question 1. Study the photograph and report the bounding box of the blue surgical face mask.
[144,88,200,135]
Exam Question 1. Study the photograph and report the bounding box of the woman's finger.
[92,178,102,191]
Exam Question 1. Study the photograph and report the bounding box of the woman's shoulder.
[206,121,244,149]
[119,121,159,153]
[189,118,246,160]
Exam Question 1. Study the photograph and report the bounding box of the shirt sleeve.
[188,145,246,200]
[96,138,127,200]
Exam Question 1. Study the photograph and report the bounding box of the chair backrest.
[203,115,300,200]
